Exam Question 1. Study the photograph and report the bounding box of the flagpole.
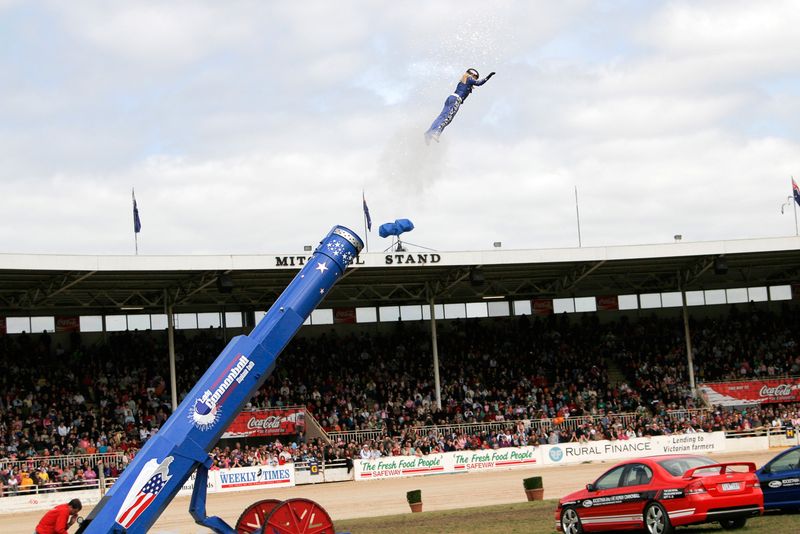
[362,190,370,252]
[574,185,582,247]
[132,188,139,255]
[793,177,799,236]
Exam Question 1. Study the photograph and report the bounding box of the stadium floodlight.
[470,267,485,286]
[482,295,505,300]
[120,306,144,311]
[217,273,234,294]
[714,256,728,275]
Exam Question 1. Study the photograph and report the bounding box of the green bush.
[406,489,422,504]
[523,476,543,490]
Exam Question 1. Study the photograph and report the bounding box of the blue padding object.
[378,219,415,238]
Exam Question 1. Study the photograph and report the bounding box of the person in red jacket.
[35,498,82,534]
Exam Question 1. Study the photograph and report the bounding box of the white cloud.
[0,1,798,255]
[54,2,259,67]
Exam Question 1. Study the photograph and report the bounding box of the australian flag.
[132,189,142,233]
[793,177,800,206]
[362,191,372,231]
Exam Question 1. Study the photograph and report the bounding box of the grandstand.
[1,236,799,504]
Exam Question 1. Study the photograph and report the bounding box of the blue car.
[757,445,800,511]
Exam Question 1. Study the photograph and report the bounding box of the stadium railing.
[326,409,711,444]
[0,452,128,473]
[326,429,386,444]
[294,458,349,471]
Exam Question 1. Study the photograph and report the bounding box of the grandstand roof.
[0,236,798,316]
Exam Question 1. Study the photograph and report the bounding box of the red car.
[555,455,762,533]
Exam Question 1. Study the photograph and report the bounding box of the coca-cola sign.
[223,408,305,438]
[759,384,794,397]
[699,378,800,406]
[247,416,282,430]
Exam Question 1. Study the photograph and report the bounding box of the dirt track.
[6,449,780,533]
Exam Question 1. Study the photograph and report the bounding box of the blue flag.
[133,190,142,233]
[362,192,372,231]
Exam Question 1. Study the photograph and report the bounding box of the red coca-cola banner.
[334,307,356,324]
[0,317,6,335]
[532,299,553,316]
[699,378,800,406]
[596,295,619,311]
[55,316,80,332]
[222,408,306,438]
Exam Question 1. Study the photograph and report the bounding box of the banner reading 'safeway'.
[354,447,541,481]
[453,447,538,471]
[356,454,447,480]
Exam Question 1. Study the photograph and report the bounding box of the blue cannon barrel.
[77,226,362,533]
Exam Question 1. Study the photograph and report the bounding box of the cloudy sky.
[1,0,799,255]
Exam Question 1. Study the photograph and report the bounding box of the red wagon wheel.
[235,499,282,533]
[263,498,335,534]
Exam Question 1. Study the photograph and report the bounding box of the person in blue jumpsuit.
[425,68,495,144]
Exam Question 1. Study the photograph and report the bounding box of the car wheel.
[560,506,583,534]
[644,502,674,534]
[719,517,747,530]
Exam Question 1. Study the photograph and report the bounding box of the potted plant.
[406,489,423,512]
[523,476,544,501]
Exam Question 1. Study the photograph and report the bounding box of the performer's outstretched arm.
[469,71,496,86]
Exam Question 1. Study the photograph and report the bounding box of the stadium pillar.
[167,302,178,412]
[429,298,442,410]
[681,288,696,394]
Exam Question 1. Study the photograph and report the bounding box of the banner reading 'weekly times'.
[699,378,800,406]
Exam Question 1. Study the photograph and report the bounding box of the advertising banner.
[222,408,305,438]
[176,469,220,497]
[0,489,101,514]
[334,307,357,324]
[217,465,295,492]
[452,447,539,472]
[355,454,448,481]
[532,299,553,316]
[354,447,543,481]
[55,316,80,332]
[541,432,727,466]
[699,379,800,406]
[596,295,619,311]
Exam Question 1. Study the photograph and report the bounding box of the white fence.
[3,426,794,514]
[0,452,128,473]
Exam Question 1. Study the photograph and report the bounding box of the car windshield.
[657,456,716,477]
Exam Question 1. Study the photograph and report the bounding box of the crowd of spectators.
[1,304,799,496]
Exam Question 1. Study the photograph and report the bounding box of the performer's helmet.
[466,68,479,78]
